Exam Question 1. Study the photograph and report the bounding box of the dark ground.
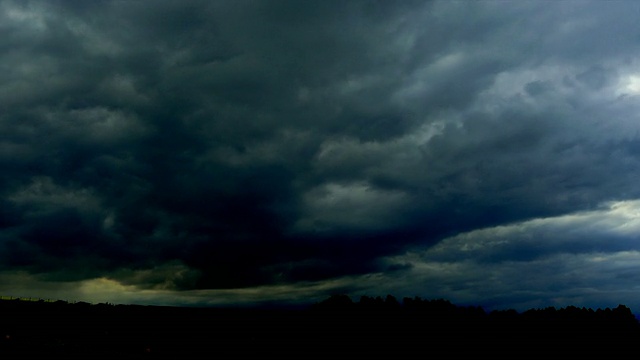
[1,295,639,359]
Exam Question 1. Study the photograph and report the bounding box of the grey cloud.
[418,200,640,264]
[2,0,640,310]
[378,201,640,311]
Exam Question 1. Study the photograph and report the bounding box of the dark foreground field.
[1,295,639,359]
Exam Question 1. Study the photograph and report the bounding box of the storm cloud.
[2,0,640,311]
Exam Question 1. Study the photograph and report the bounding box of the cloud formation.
[383,200,640,311]
[2,0,640,311]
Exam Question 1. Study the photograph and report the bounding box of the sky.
[2,0,640,313]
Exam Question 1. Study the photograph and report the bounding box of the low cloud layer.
[382,200,640,311]
[2,0,640,311]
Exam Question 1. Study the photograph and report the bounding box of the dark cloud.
[2,0,640,310]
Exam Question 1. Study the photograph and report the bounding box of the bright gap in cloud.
[625,75,640,94]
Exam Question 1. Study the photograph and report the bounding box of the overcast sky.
[2,0,640,312]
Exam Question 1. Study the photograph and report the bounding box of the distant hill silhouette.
[1,295,638,359]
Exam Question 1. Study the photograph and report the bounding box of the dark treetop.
[1,295,638,359]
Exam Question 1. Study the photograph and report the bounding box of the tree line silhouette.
[1,294,639,359]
